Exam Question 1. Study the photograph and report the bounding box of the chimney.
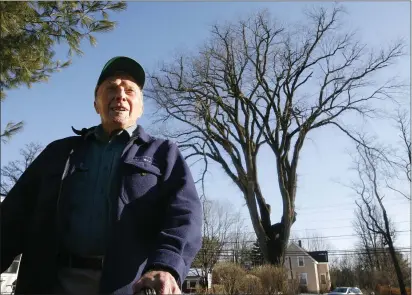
[298,240,302,247]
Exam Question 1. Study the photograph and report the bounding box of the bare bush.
[212,262,246,295]
[286,278,300,295]
[238,274,263,295]
[251,264,288,295]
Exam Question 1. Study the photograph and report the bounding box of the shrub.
[320,284,331,294]
[376,285,411,295]
[212,262,246,295]
[251,264,288,295]
[238,274,263,294]
[286,278,300,295]
[211,284,225,294]
[195,285,207,295]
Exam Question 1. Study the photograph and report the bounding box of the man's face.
[94,73,143,134]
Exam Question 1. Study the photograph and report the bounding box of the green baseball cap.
[95,56,145,94]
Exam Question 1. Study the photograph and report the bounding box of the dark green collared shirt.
[62,124,137,256]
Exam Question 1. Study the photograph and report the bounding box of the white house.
[285,241,331,292]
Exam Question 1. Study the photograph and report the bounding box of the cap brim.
[96,56,145,90]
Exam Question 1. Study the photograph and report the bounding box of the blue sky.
[2,2,410,252]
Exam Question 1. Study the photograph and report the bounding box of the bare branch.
[1,142,43,196]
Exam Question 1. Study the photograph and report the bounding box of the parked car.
[328,287,363,295]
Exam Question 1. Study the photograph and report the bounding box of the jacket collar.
[131,125,151,143]
[71,124,151,144]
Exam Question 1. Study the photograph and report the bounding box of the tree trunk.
[244,185,272,265]
[386,238,406,294]
[380,194,406,292]
[267,223,290,265]
[249,167,296,266]
[253,211,292,265]
[244,189,290,266]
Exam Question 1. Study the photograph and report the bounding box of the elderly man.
[0,56,202,295]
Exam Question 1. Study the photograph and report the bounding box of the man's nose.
[114,87,127,101]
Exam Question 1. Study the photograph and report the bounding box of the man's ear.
[94,100,100,114]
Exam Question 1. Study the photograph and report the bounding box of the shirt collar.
[79,124,151,143]
[88,124,138,143]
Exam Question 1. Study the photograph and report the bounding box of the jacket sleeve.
[0,144,50,273]
[143,141,202,285]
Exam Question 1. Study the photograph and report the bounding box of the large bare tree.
[1,142,43,197]
[147,6,405,265]
[352,139,407,293]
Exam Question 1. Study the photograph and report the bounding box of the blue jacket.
[0,125,202,294]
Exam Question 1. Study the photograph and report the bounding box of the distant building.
[182,268,212,294]
[285,241,331,293]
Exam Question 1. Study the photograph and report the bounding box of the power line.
[239,228,410,238]
[206,247,411,253]
[291,220,410,232]
[294,216,409,223]
[209,235,411,248]
[280,249,411,255]
[297,207,409,216]
[296,200,409,212]
[288,230,410,240]
[221,234,411,243]
[197,248,411,257]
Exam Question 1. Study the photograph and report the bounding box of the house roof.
[287,242,325,264]
[308,250,329,262]
[186,268,203,277]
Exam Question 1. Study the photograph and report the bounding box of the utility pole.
[288,256,293,279]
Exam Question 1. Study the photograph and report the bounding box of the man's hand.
[133,270,181,295]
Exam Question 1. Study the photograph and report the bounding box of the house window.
[299,273,308,285]
[190,281,197,288]
[297,256,304,267]
[320,273,326,284]
[186,280,197,290]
